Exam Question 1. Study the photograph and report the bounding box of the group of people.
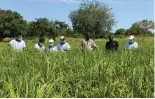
[9,33,138,52]
[34,36,71,52]
[105,34,138,51]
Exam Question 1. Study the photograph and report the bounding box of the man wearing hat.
[57,36,71,51]
[46,39,57,52]
[125,35,138,49]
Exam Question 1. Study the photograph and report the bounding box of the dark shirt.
[106,40,119,51]
[15,39,21,42]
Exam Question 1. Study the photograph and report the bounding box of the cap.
[49,39,54,43]
[60,36,65,39]
[129,35,134,40]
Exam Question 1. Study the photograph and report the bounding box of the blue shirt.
[57,42,71,51]
[46,46,57,52]
[125,42,138,49]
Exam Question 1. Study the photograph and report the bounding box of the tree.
[125,19,154,36]
[26,18,58,39]
[69,0,116,38]
[48,23,58,40]
[54,20,69,29]
[66,28,75,37]
[54,20,70,36]
[0,9,26,38]
[115,28,126,35]
[26,21,37,37]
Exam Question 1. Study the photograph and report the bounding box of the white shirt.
[81,39,97,50]
[34,43,45,50]
[125,42,138,49]
[46,46,57,52]
[57,42,71,51]
[9,39,26,50]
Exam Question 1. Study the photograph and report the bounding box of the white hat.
[60,36,65,39]
[129,35,134,40]
[49,39,54,43]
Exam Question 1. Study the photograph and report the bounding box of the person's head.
[49,39,54,47]
[129,35,134,44]
[39,37,45,44]
[60,36,65,44]
[109,34,114,41]
[16,33,23,41]
[85,32,90,41]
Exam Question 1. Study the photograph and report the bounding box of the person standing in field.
[81,33,97,50]
[105,34,119,51]
[46,39,57,52]
[9,33,26,51]
[125,35,138,49]
[34,37,45,50]
[57,36,71,51]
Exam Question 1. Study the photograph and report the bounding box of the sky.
[0,0,154,32]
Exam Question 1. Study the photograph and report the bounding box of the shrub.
[2,37,11,42]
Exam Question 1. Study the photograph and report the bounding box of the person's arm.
[124,43,128,50]
[34,44,37,49]
[61,43,71,52]
[80,40,84,49]
[56,44,60,50]
[92,40,97,47]
[91,40,97,49]
[42,46,45,50]
[105,42,108,50]
[23,41,26,49]
[136,43,138,48]
[134,42,138,49]
[8,40,13,46]
[55,47,58,52]
[115,41,119,50]
[34,44,39,49]
[66,43,71,51]
[45,47,48,51]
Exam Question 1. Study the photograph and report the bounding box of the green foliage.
[97,31,113,38]
[115,28,126,35]
[125,19,154,36]
[71,32,83,38]
[2,37,11,42]
[54,20,75,37]
[26,18,58,39]
[0,9,26,38]
[66,28,74,37]
[69,0,116,38]
[0,37,154,98]
[54,20,69,29]
[0,8,154,40]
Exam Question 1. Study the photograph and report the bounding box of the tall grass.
[0,38,154,98]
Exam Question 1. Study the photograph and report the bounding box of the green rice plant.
[0,37,154,98]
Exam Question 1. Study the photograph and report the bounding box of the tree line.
[0,0,154,41]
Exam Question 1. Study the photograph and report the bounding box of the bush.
[2,37,11,42]
[72,33,83,38]
[114,35,125,39]
[115,28,126,35]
